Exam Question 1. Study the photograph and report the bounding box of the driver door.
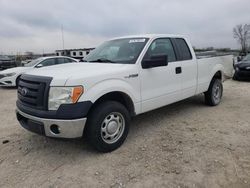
[140,38,182,113]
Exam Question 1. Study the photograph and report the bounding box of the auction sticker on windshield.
[129,39,146,43]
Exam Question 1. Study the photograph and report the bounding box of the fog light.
[50,124,60,134]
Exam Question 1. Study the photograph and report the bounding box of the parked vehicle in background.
[233,54,250,80]
[16,34,234,152]
[0,55,17,70]
[0,56,78,87]
[21,60,32,66]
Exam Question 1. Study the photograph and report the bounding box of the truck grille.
[17,74,52,110]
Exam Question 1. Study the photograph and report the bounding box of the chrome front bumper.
[16,108,87,138]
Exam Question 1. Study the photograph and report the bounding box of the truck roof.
[112,34,186,40]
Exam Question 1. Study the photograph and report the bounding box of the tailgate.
[219,55,234,79]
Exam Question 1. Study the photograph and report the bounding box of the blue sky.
[0,0,249,54]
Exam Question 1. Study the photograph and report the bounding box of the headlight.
[48,86,84,110]
[2,72,16,77]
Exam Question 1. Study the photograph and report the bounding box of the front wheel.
[85,101,130,152]
[204,78,223,106]
[16,76,21,87]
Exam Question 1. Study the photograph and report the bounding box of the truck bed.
[196,55,234,94]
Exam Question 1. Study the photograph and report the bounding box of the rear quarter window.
[175,38,192,61]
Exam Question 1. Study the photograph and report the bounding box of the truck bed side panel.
[196,55,234,94]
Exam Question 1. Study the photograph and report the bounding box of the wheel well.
[89,92,135,117]
[213,71,222,80]
[16,75,21,86]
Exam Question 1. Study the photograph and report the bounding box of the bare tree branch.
[233,24,250,53]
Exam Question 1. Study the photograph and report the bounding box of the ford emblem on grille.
[21,87,28,96]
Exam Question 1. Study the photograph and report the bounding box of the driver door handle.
[175,67,182,74]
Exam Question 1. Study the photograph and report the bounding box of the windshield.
[24,58,43,67]
[84,38,149,64]
[242,54,250,62]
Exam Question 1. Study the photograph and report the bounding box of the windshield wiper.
[89,58,115,63]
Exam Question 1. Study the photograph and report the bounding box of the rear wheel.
[85,101,130,152]
[204,78,223,106]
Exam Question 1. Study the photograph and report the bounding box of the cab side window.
[144,38,176,62]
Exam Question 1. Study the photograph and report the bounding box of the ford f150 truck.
[16,34,234,152]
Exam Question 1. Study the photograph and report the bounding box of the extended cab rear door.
[172,38,197,99]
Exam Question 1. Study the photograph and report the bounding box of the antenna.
[61,24,65,51]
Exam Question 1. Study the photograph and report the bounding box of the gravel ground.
[0,80,250,188]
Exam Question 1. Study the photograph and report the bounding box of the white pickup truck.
[16,34,233,152]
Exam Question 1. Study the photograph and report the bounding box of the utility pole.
[61,25,65,51]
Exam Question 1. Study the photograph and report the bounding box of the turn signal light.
[72,86,84,103]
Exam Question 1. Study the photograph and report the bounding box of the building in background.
[55,48,95,60]
[23,51,56,60]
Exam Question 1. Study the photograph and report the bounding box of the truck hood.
[0,66,31,74]
[26,63,136,86]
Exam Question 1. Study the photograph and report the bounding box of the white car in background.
[0,56,78,87]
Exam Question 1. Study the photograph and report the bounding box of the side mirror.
[142,54,168,69]
[35,64,43,68]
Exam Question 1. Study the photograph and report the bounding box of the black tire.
[85,101,130,152]
[204,78,223,106]
[233,73,238,81]
[16,76,21,87]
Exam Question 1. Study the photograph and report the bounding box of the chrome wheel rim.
[101,112,125,144]
[212,82,222,104]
